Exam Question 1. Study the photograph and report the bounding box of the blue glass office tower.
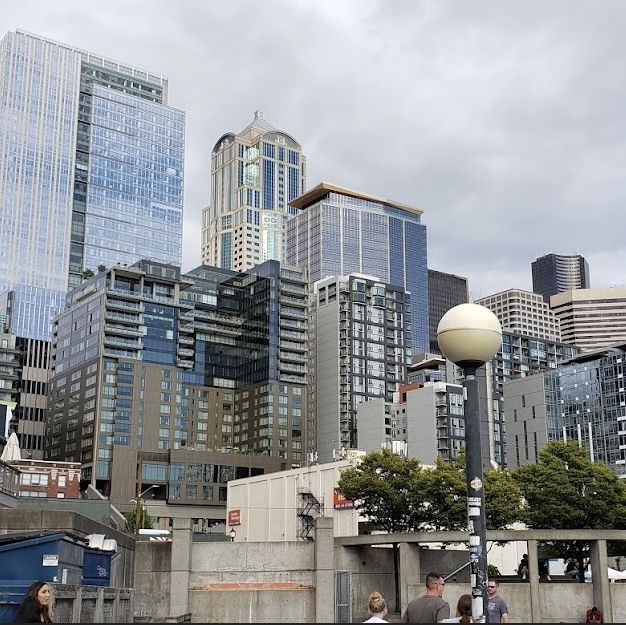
[287,182,428,353]
[0,30,184,340]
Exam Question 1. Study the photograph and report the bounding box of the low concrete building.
[226,457,364,542]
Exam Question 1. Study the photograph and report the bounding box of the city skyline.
[1,2,626,300]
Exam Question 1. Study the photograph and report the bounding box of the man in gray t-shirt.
[402,572,450,623]
[487,581,509,623]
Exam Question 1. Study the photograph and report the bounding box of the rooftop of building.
[11,29,167,85]
[475,287,547,302]
[289,181,424,216]
[213,110,301,152]
[550,286,626,305]
[561,340,626,365]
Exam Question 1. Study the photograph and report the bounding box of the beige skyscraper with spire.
[201,111,306,272]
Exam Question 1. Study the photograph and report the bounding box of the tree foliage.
[124,507,154,533]
[513,440,626,580]
[513,440,626,530]
[337,448,523,533]
[417,450,523,530]
[337,448,424,533]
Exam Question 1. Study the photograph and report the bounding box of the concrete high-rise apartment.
[476,288,560,342]
[46,259,306,518]
[0,30,185,341]
[310,274,411,463]
[287,182,428,353]
[550,288,626,351]
[532,253,590,302]
[428,269,468,354]
[201,111,306,272]
[357,382,466,465]
[505,343,626,476]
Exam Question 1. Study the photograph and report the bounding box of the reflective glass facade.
[287,190,428,352]
[0,32,79,339]
[0,30,184,340]
[83,86,184,272]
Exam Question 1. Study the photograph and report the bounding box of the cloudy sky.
[2,0,625,299]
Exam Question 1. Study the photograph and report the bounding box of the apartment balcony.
[435,398,447,407]
[177,347,194,357]
[281,329,307,341]
[179,323,194,334]
[103,336,140,349]
[280,307,307,320]
[280,282,306,296]
[178,335,194,345]
[280,351,307,363]
[280,361,306,374]
[280,340,306,353]
[105,311,140,324]
[280,319,306,331]
[281,294,307,308]
[177,359,194,369]
[279,373,306,384]
[105,325,143,337]
[107,287,141,300]
[106,299,141,312]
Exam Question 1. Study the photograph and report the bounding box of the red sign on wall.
[333,488,355,510]
[228,509,241,526]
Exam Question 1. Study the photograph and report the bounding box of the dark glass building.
[531,253,590,302]
[427,269,468,354]
[46,259,306,517]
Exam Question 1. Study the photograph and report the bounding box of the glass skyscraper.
[0,30,184,340]
[287,182,428,352]
[201,111,306,272]
[531,253,590,302]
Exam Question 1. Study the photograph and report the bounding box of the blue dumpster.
[82,548,119,586]
[0,532,84,623]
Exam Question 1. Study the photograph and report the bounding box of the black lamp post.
[437,303,502,623]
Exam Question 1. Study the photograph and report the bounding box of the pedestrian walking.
[363,591,388,623]
[402,571,450,623]
[486,580,508,623]
[12,581,53,623]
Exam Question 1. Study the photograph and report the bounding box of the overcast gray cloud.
[2,0,626,299]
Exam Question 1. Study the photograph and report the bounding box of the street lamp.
[133,484,159,542]
[229,528,236,542]
[437,303,502,623]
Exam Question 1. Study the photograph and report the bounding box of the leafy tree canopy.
[513,440,626,530]
[337,448,424,533]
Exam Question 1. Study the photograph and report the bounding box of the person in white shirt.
[364,591,388,623]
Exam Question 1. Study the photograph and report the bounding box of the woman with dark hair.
[12,581,53,623]
[441,594,473,623]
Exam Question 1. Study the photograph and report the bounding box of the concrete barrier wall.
[135,521,626,623]
[134,542,172,619]
[187,541,315,623]
[189,589,314,623]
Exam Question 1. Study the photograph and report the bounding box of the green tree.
[418,451,524,531]
[337,448,424,532]
[337,449,424,612]
[124,507,154,534]
[514,440,626,580]
[417,454,467,530]
[82,268,94,280]
[97,264,107,273]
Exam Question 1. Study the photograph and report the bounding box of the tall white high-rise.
[0,30,185,340]
[201,111,306,272]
